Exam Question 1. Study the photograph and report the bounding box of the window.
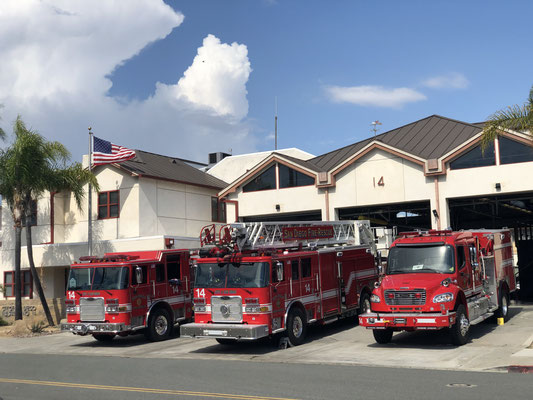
[499,137,533,165]
[3,270,33,298]
[279,164,315,188]
[98,190,119,219]
[449,144,495,170]
[243,165,276,192]
[166,255,180,280]
[211,197,226,223]
[22,199,37,227]
[291,260,299,280]
[155,264,165,283]
[456,245,466,270]
[301,258,312,278]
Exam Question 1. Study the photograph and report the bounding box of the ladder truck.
[359,229,517,345]
[180,220,379,345]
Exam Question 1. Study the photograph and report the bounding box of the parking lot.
[1,303,532,373]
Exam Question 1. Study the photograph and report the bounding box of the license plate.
[204,330,227,336]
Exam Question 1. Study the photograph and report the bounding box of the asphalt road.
[0,354,532,400]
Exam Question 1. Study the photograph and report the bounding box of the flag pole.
[88,127,93,256]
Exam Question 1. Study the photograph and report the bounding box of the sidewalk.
[0,303,532,373]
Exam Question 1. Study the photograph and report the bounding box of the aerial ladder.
[200,220,377,255]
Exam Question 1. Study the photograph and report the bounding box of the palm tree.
[481,85,533,148]
[0,117,98,325]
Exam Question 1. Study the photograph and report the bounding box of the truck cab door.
[150,263,168,299]
[456,244,471,291]
[130,264,150,327]
[290,259,301,300]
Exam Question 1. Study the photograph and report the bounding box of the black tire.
[372,329,393,344]
[216,338,237,345]
[359,292,371,315]
[93,333,115,342]
[145,308,172,342]
[450,304,469,346]
[495,289,510,322]
[286,307,307,346]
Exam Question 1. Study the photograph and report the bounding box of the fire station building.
[1,114,533,318]
[0,151,227,321]
[210,115,533,299]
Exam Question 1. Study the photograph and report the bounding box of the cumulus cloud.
[173,34,251,120]
[422,73,470,89]
[325,85,427,108]
[0,0,255,163]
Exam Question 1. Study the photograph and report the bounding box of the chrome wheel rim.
[459,313,469,337]
[155,315,168,336]
[292,315,303,338]
[363,299,371,314]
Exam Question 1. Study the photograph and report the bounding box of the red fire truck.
[180,221,379,345]
[61,249,192,342]
[359,229,517,345]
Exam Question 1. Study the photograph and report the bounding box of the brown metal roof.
[109,150,228,189]
[310,115,483,171]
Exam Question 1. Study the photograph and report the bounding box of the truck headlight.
[370,294,381,303]
[433,293,454,303]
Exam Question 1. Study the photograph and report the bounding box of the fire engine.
[61,249,192,342]
[359,229,517,345]
[180,220,379,345]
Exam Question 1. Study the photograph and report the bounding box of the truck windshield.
[387,245,454,274]
[194,262,269,288]
[67,267,130,290]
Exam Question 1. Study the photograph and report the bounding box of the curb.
[508,365,533,374]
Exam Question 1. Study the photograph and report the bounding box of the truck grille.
[211,296,242,323]
[384,289,426,305]
[80,297,105,321]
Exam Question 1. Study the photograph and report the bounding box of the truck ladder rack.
[228,220,376,253]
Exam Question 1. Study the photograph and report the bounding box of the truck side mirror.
[276,262,284,282]
[135,266,143,285]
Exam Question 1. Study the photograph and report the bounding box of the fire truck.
[180,220,379,345]
[359,229,517,345]
[61,249,192,342]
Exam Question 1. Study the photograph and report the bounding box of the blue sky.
[0,0,532,163]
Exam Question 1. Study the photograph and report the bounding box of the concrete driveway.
[1,303,532,373]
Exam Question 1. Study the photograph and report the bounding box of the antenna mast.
[371,120,382,136]
[274,97,278,150]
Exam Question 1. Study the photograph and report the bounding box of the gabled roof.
[110,150,228,190]
[310,115,483,171]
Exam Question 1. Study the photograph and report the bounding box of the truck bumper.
[180,323,270,340]
[359,312,456,330]
[61,322,129,335]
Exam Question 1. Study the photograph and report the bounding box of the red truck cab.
[359,229,516,345]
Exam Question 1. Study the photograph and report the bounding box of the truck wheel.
[360,292,371,314]
[450,304,469,346]
[495,289,510,322]
[145,308,172,342]
[373,329,393,344]
[286,308,307,346]
[93,334,115,342]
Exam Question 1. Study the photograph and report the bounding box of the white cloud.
[422,73,470,89]
[173,34,251,120]
[325,85,427,108]
[0,0,256,163]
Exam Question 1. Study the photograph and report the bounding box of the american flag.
[92,136,136,166]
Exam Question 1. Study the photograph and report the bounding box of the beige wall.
[0,163,219,302]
